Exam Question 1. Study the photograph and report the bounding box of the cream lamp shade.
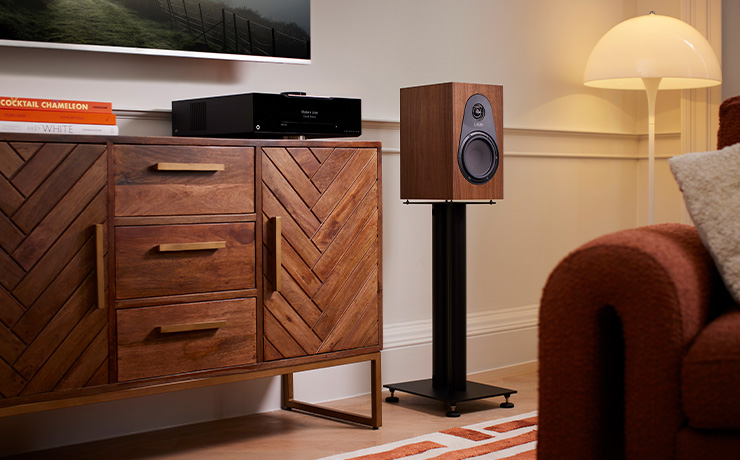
[584,12,721,224]
[584,12,721,90]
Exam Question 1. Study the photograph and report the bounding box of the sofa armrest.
[538,223,732,460]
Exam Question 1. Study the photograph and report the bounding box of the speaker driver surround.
[458,131,499,184]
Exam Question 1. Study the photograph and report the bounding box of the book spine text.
[0,109,116,125]
[0,97,113,113]
[0,121,119,135]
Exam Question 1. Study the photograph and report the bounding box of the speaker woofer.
[458,131,499,184]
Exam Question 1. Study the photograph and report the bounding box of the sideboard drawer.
[114,145,254,216]
[115,222,256,299]
[117,298,257,382]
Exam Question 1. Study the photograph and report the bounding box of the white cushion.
[669,143,740,303]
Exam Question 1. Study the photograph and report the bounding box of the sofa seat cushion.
[683,310,740,430]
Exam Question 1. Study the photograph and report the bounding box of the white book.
[0,120,119,135]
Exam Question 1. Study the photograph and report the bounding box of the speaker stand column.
[384,202,517,417]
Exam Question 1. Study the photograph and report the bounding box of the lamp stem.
[642,77,661,225]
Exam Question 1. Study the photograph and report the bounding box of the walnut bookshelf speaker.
[400,82,503,200]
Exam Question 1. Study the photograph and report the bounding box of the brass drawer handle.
[157,241,226,252]
[95,224,106,310]
[155,162,225,172]
[159,320,227,334]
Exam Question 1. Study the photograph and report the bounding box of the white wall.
[0,0,642,131]
[0,0,698,455]
[723,0,740,101]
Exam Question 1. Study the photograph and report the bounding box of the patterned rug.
[318,411,537,460]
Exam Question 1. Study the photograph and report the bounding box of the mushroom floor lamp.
[584,12,722,224]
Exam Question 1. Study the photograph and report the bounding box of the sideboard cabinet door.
[261,146,381,360]
[0,141,109,399]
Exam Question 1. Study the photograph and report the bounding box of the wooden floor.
[8,364,538,460]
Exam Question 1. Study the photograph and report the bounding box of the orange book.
[0,109,116,125]
[0,97,112,113]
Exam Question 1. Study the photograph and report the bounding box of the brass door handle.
[270,217,282,292]
[155,162,225,172]
[95,224,105,310]
[159,320,227,334]
[157,241,226,252]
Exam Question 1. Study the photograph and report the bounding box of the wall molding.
[371,118,679,160]
[680,0,722,225]
[111,111,679,161]
[114,108,172,121]
[383,304,539,350]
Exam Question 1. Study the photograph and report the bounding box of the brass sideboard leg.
[281,373,294,410]
[280,352,382,428]
[370,354,382,428]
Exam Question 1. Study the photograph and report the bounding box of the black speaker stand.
[384,202,516,417]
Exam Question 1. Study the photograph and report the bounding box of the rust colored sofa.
[538,96,740,460]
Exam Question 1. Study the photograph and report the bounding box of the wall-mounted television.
[0,0,310,64]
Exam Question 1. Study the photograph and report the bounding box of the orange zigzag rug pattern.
[318,411,537,460]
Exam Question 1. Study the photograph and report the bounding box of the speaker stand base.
[384,379,517,416]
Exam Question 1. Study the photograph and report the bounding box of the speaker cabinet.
[400,82,503,200]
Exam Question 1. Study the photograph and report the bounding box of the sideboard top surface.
[0,133,382,149]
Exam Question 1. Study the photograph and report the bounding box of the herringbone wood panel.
[0,142,108,400]
[262,147,379,360]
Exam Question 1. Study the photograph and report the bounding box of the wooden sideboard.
[0,134,382,428]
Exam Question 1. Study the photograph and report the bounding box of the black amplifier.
[171,92,361,138]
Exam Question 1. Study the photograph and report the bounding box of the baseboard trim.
[383,304,539,350]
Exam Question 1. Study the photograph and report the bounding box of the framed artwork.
[0,0,310,63]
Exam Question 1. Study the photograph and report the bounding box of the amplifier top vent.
[190,102,207,131]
